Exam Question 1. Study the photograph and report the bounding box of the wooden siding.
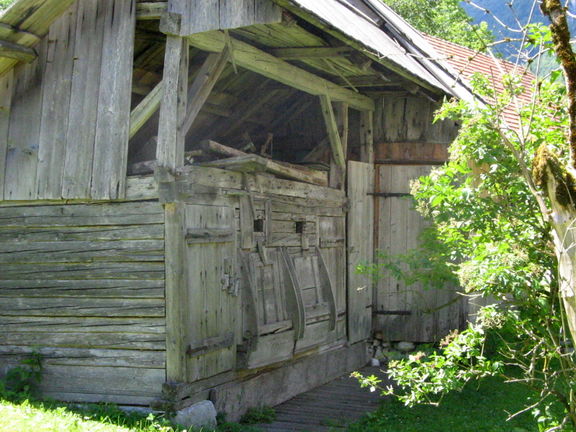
[0,0,136,201]
[373,95,459,163]
[0,201,166,404]
[373,165,467,342]
[164,0,281,36]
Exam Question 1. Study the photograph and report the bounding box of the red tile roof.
[424,34,537,132]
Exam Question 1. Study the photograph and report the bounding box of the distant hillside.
[462,0,576,72]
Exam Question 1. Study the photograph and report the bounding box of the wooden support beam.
[130,80,163,139]
[201,154,328,187]
[334,75,399,88]
[188,31,374,112]
[269,46,354,59]
[360,110,374,164]
[0,39,37,62]
[319,95,345,168]
[329,102,348,189]
[180,48,230,137]
[157,36,189,170]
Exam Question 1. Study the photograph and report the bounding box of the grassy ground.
[347,376,542,432]
[0,376,558,432]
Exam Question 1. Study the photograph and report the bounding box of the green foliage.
[356,70,576,430]
[0,352,43,401]
[239,406,276,424]
[0,0,15,12]
[381,0,493,50]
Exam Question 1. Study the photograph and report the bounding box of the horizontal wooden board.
[0,332,165,350]
[177,166,345,203]
[0,279,164,298]
[0,262,165,280]
[0,316,165,334]
[0,297,165,317]
[0,202,164,226]
[0,346,165,368]
[0,224,164,242]
[38,365,164,397]
[0,239,164,264]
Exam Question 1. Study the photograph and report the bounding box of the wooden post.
[360,110,374,164]
[157,35,188,170]
[165,202,189,381]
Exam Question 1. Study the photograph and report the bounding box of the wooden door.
[347,161,374,343]
[184,203,238,382]
[374,165,467,342]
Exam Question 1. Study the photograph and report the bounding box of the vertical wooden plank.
[4,39,46,200]
[157,36,188,170]
[0,70,14,201]
[62,0,105,199]
[220,0,253,30]
[91,0,136,199]
[36,5,77,199]
[165,202,188,381]
[254,0,282,24]
[347,161,374,343]
[169,0,218,36]
[360,110,374,164]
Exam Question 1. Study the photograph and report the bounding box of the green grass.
[345,376,543,432]
[0,399,187,432]
[0,398,266,432]
[0,376,561,432]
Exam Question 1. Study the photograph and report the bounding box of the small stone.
[370,358,380,367]
[373,347,384,360]
[173,400,217,430]
[381,342,391,349]
[372,339,380,346]
[396,341,415,352]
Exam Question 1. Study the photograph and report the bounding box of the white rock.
[396,341,415,352]
[173,400,217,430]
[381,342,391,349]
[370,358,380,367]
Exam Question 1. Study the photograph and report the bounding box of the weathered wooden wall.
[0,201,166,404]
[163,0,281,36]
[373,165,468,342]
[154,165,350,407]
[371,93,465,342]
[0,0,136,201]
[373,94,458,163]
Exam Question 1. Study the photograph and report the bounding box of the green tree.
[382,0,492,50]
[358,1,576,430]
[0,0,15,11]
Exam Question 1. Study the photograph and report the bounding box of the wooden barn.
[0,0,475,417]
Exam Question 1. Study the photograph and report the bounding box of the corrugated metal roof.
[425,34,536,132]
[280,0,477,102]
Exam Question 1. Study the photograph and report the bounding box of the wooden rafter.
[270,46,354,59]
[130,80,163,139]
[188,31,374,111]
[0,39,37,63]
[180,48,230,136]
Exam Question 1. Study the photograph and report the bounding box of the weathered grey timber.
[0,0,475,417]
[0,201,165,404]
